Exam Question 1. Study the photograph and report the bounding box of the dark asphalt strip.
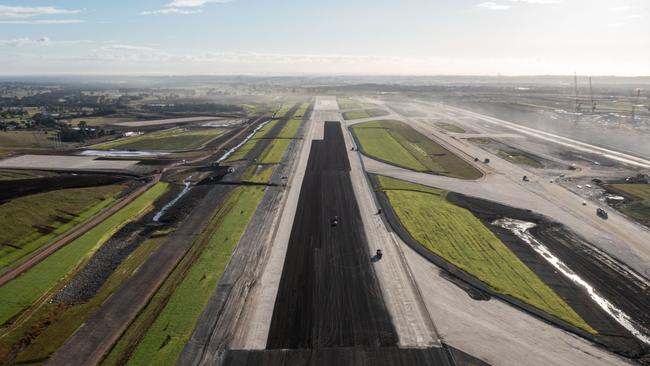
[266,122,397,349]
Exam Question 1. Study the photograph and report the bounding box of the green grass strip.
[275,102,296,118]
[342,108,388,120]
[377,176,595,334]
[241,165,274,184]
[0,185,125,271]
[352,120,482,179]
[92,128,225,151]
[0,182,169,325]
[126,186,266,366]
[2,236,164,363]
[353,126,426,171]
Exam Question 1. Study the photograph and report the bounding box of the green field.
[276,119,302,139]
[0,131,63,149]
[241,165,274,184]
[610,183,650,201]
[351,120,482,179]
[376,176,594,333]
[224,121,278,162]
[497,150,543,168]
[275,102,296,118]
[0,182,168,326]
[0,235,164,364]
[0,169,55,181]
[609,184,650,226]
[125,186,265,366]
[293,102,310,118]
[435,122,466,133]
[0,185,126,271]
[337,97,376,110]
[342,108,389,120]
[259,139,291,164]
[92,128,225,151]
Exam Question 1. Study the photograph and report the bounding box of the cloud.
[0,5,80,18]
[478,0,563,10]
[141,8,202,15]
[107,44,158,52]
[0,36,91,47]
[0,37,50,47]
[142,0,232,15]
[610,5,633,12]
[478,2,511,10]
[509,0,562,3]
[0,19,84,24]
[165,0,232,7]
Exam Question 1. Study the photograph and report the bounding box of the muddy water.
[493,218,650,345]
[153,176,192,222]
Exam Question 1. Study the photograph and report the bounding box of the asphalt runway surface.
[226,120,465,365]
[266,121,398,349]
[223,347,460,366]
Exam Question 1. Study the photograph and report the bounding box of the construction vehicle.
[597,208,608,219]
[331,215,339,227]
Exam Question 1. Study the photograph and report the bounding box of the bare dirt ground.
[0,155,141,173]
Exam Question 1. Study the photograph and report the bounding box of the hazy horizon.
[1,0,649,76]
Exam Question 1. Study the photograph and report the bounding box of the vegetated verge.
[606,183,650,227]
[435,122,465,133]
[373,175,593,333]
[342,108,389,120]
[0,184,126,272]
[257,102,311,164]
[0,182,169,326]
[351,120,482,179]
[336,97,376,111]
[496,149,543,168]
[0,235,165,364]
[92,127,225,151]
[109,185,265,366]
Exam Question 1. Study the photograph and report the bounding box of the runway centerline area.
[266,121,398,349]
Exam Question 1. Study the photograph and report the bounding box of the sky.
[0,0,649,76]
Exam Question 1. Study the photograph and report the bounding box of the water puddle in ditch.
[153,176,193,222]
[217,120,271,163]
[80,150,167,157]
[493,217,650,345]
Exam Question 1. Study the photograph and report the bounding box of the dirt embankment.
[51,178,217,305]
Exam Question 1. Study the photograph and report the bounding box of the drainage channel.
[493,218,650,345]
[153,176,192,222]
